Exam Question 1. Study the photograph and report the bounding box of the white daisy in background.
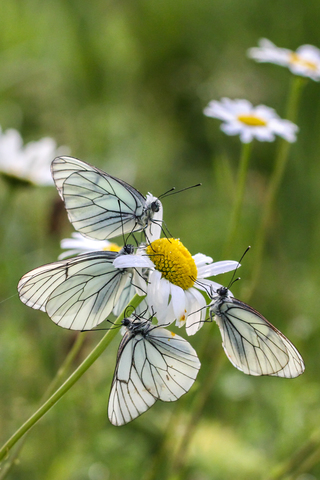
[0,126,69,186]
[248,38,320,81]
[204,98,298,143]
[113,237,239,335]
[58,232,122,259]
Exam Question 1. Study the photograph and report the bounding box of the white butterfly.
[209,287,305,378]
[51,156,163,242]
[18,245,143,330]
[108,316,201,426]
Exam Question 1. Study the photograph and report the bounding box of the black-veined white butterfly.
[51,156,163,242]
[108,315,201,426]
[208,286,305,378]
[18,245,143,330]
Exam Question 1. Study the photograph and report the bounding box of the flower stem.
[0,332,87,479]
[223,141,252,257]
[246,75,306,300]
[266,430,320,480]
[0,294,144,463]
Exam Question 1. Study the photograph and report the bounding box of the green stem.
[0,183,16,247]
[0,332,87,479]
[223,141,253,257]
[246,76,306,301]
[43,332,87,398]
[266,430,320,480]
[0,294,144,463]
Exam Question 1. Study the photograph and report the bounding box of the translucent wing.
[51,156,148,240]
[211,297,305,378]
[18,251,129,330]
[108,324,201,426]
[112,278,147,317]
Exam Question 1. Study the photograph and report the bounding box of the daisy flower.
[113,237,239,335]
[203,98,298,143]
[59,232,122,259]
[248,38,320,81]
[0,126,69,186]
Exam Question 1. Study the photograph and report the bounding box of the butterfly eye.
[123,244,135,255]
[122,318,130,327]
[217,286,228,296]
[151,200,160,213]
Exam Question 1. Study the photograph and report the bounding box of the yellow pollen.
[289,53,317,71]
[237,114,267,127]
[146,238,197,290]
[102,243,121,252]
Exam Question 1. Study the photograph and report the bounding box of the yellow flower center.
[237,114,267,127]
[146,238,197,290]
[289,53,317,71]
[102,243,121,252]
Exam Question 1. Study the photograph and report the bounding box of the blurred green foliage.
[1,0,320,479]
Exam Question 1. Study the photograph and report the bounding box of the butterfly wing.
[144,328,201,400]
[51,156,147,240]
[108,326,201,426]
[18,251,129,330]
[212,298,305,378]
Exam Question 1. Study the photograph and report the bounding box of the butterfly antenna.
[83,319,122,333]
[227,246,251,290]
[157,187,176,199]
[158,183,202,199]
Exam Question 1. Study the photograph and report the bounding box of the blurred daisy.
[248,38,320,81]
[204,98,298,143]
[113,237,238,334]
[59,232,122,259]
[0,126,69,186]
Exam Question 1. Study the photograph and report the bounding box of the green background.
[1,1,320,479]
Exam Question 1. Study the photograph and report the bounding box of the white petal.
[148,271,170,313]
[113,255,153,269]
[157,300,175,326]
[296,44,320,61]
[198,260,239,278]
[193,253,213,267]
[252,128,275,142]
[170,284,187,322]
[220,122,242,137]
[185,288,207,336]
[269,119,298,142]
[239,129,253,143]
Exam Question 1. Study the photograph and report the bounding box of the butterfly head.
[145,193,161,213]
[122,318,131,327]
[216,286,229,298]
[151,199,161,213]
[120,244,135,255]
